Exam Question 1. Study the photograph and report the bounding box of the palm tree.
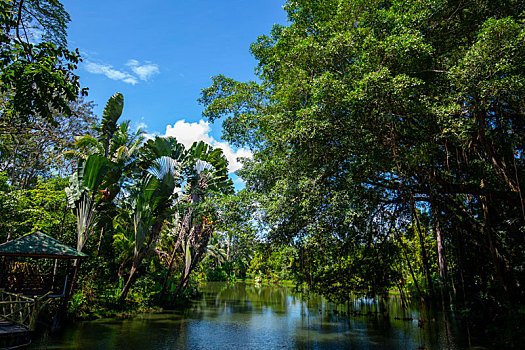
[171,141,233,298]
[119,154,182,300]
[64,93,145,255]
[116,136,233,301]
[202,234,228,268]
[64,153,112,295]
[65,154,111,252]
[66,119,144,167]
[64,93,142,295]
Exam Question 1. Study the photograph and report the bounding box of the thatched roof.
[0,232,87,259]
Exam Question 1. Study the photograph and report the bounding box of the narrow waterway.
[31,282,489,349]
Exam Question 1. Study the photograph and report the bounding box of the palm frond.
[148,156,181,180]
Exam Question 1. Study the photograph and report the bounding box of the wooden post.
[29,297,39,331]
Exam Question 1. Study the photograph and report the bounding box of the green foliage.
[0,98,96,189]
[0,173,76,242]
[200,0,525,317]
[0,0,87,127]
[65,154,112,251]
[248,244,294,282]
[100,93,124,148]
[209,191,260,279]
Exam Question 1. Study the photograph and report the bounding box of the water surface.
[31,282,490,349]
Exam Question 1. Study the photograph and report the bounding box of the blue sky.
[62,0,288,185]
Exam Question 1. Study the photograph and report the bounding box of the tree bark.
[96,226,105,257]
[435,218,449,305]
[159,238,182,300]
[119,265,137,301]
[119,221,162,301]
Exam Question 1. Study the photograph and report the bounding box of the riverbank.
[241,278,301,287]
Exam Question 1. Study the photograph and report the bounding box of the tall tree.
[200,0,525,307]
[121,136,233,300]
[0,98,96,189]
[119,154,182,300]
[64,93,145,255]
[172,141,233,297]
[0,0,87,129]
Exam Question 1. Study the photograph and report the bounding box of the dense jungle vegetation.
[1,0,524,346]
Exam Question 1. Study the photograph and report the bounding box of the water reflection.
[31,282,490,349]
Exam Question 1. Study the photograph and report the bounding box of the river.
[30,282,490,349]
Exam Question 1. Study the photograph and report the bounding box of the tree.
[0,0,87,128]
[65,154,111,253]
[64,93,145,255]
[212,191,260,278]
[64,93,135,252]
[200,0,525,309]
[170,141,233,297]
[64,93,140,298]
[117,135,234,300]
[0,98,96,189]
[0,173,75,243]
[119,154,182,300]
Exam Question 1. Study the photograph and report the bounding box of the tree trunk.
[119,265,137,301]
[435,219,449,304]
[173,271,189,299]
[159,239,182,300]
[171,224,213,301]
[226,233,231,262]
[68,259,82,301]
[117,259,127,280]
[119,220,163,301]
[96,226,105,257]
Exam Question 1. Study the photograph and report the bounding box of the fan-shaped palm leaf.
[100,92,124,156]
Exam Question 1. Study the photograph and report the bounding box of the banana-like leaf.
[187,141,233,194]
[61,150,89,161]
[148,156,181,180]
[76,194,95,251]
[107,120,145,163]
[80,154,111,192]
[138,136,186,170]
[65,154,113,251]
[100,92,124,142]
[189,140,209,159]
[65,172,82,207]
[74,134,105,154]
[194,159,213,174]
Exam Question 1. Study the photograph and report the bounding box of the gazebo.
[0,232,86,341]
[0,232,87,296]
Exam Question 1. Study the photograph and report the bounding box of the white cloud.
[84,59,159,85]
[126,59,139,66]
[213,140,252,172]
[126,59,160,81]
[85,61,138,85]
[165,120,213,148]
[122,77,139,85]
[136,122,148,131]
[163,120,252,173]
